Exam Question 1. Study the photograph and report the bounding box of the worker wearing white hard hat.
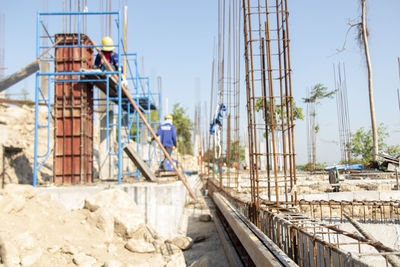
[155,114,177,170]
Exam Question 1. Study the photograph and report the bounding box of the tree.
[255,97,304,128]
[303,83,336,171]
[223,140,245,165]
[339,0,378,164]
[349,123,400,166]
[360,0,378,164]
[129,109,160,141]
[172,103,193,155]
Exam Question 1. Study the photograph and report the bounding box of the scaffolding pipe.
[91,40,197,200]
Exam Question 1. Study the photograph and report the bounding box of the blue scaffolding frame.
[33,10,161,186]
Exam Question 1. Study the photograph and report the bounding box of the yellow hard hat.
[165,114,173,120]
[101,36,114,51]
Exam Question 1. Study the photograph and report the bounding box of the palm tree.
[303,83,336,171]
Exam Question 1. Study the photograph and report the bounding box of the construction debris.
[0,185,188,266]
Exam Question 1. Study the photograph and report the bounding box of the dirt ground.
[180,195,229,267]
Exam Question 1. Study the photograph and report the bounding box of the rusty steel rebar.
[343,212,400,267]
[242,0,296,223]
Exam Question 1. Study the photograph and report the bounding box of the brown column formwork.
[54,33,93,185]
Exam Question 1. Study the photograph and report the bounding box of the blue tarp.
[325,164,363,171]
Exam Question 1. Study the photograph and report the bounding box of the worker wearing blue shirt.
[156,114,177,169]
[94,37,121,71]
[94,36,127,86]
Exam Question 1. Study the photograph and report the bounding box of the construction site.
[1,0,400,266]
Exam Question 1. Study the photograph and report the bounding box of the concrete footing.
[298,190,400,201]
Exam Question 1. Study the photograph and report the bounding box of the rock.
[103,259,124,267]
[165,250,186,267]
[107,243,117,255]
[62,244,79,255]
[114,209,145,238]
[170,236,193,250]
[132,224,156,243]
[47,245,60,254]
[126,263,150,267]
[140,254,168,266]
[125,238,155,253]
[14,232,36,250]
[152,239,165,254]
[160,242,181,256]
[198,214,212,222]
[4,184,37,198]
[73,252,96,266]
[0,236,20,266]
[84,189,145,238]
[0,195,25,213]
[87,207,114,241]
[20,247,42,266]
[189,255,211,267]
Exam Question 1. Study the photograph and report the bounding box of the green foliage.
[255,97,304,129]
[315,124,320,134]
[172,103,193,155]
[350,123,400,166]
[297,162,327,171]
[303,83,336,104]
[129,110,160,141]
[338,158,363,165]
[223,141,245,164]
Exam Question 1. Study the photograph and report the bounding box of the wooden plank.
[0,62,39,92]
[123,143,157,182]
[80,68,118,97]
[91,40,196,199]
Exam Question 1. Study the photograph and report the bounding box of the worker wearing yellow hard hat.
[94,37,119,70]
[94,36,127,86]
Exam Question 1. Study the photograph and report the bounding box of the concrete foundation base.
[298,190,400,202]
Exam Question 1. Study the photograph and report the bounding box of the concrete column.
[40,61,49,98]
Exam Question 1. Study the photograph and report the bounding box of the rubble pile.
[0,104,52,185]
[0,185,189,266]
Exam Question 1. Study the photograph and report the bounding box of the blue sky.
[2,1,400,164]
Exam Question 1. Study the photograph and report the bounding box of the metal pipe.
[91,40,197,200]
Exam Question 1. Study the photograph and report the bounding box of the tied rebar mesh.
[242,0,296,224]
